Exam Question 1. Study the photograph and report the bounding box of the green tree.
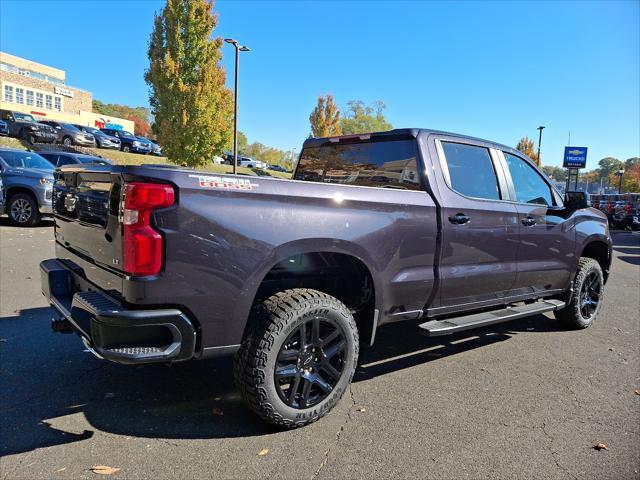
[541,165,567,182]
[624,157,639,170]
[340,100,393,134]
[309,94,342,138]
[145,0,232,167]
[596,157,623,184]
[515,136,540,165]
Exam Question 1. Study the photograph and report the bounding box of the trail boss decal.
[189,174,257,190]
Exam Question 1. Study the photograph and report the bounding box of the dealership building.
[0,51,134,132]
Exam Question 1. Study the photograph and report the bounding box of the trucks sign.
[563,147,588,169]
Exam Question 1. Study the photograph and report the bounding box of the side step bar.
[418,299,566,337]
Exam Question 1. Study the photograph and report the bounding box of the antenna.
[568,131,571,146]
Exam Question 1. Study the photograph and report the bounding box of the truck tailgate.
[53,165,123,283]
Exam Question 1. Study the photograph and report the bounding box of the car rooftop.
[302,128,522,157]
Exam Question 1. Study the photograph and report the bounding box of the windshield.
[78,156,110,165]
[62,123,81,132]
[120,130,134,137]
[0,151,54,170]
[14,113,36,122]
[84,127,102,135]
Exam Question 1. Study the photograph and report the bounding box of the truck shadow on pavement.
[1,305,568,455]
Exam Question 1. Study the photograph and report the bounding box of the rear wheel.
[234,288,359,428]
[8,193,41,227]
[554,258,604,329]
[62,137,72,146]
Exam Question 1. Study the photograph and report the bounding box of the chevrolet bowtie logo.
[568,149,583,155]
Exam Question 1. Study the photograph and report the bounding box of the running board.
[418,299,566,337]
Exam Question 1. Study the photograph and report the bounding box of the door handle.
[448,213,470,225]
[521,216,537,226]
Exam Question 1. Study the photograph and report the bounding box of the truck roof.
[302,128,521,158]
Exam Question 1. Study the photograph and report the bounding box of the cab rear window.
[295,139,421,190]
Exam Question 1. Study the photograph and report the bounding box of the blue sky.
[1,0,638,169]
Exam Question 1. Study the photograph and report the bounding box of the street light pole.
[224,39,250,175]
[617,169,625,194]
[536,126,545,165]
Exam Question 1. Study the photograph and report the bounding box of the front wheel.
[234,288,359,428]
[8,193,41,227]
[62,137,72,146]
[554,258,604,329]
[122,145,130,153]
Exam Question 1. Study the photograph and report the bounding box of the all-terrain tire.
[234,288,359,428]
[554,258,604,329]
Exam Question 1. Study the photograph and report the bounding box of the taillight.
[122,182,174,276]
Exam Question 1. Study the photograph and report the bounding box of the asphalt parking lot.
[1,220,638,480]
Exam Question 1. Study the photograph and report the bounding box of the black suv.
[0,109,56,144]
[39,121,96,147]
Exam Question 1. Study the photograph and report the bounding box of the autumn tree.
[515,136,540,165]
[340,100,393,135]
[145,0,232,166]
[309,94,342,138]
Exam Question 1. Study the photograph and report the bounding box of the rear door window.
[440,142,501,200]
[57,155,76,166]
[503,152,554,206]
[295,139,421,190]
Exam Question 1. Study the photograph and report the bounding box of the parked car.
[0,109,56,144]
[40,152,112,167]
[269,165,289,173]
[212,155,225,165]
[41,128,612,428]
[136,136,162,156]
[100,128,150,154]
[38,121,96,147]
[0,119,9,136]
[223,154,259,168]
[0,148,54,226]
[72,125,121,150]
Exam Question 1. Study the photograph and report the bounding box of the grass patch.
[0,136,29,150]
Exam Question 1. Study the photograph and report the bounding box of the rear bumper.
[40,258,196,364]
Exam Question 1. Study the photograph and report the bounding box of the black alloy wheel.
[274,317,347,409]
[579,271,601,320]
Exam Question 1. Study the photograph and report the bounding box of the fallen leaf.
[635,390,640,396]
[56,467,66,472]
[356,407,366,412]
[90,465,120,475]
[258,448,269,456]
[212,408,224,416]
[593,443,608,451]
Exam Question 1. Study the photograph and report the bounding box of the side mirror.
[564,191,588,210]
[56,126,62,130]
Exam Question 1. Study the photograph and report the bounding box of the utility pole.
[536,126,545,166]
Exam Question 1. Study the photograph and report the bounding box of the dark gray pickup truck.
[40,128,612,427]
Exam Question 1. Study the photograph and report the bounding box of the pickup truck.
[40,128,612,428]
